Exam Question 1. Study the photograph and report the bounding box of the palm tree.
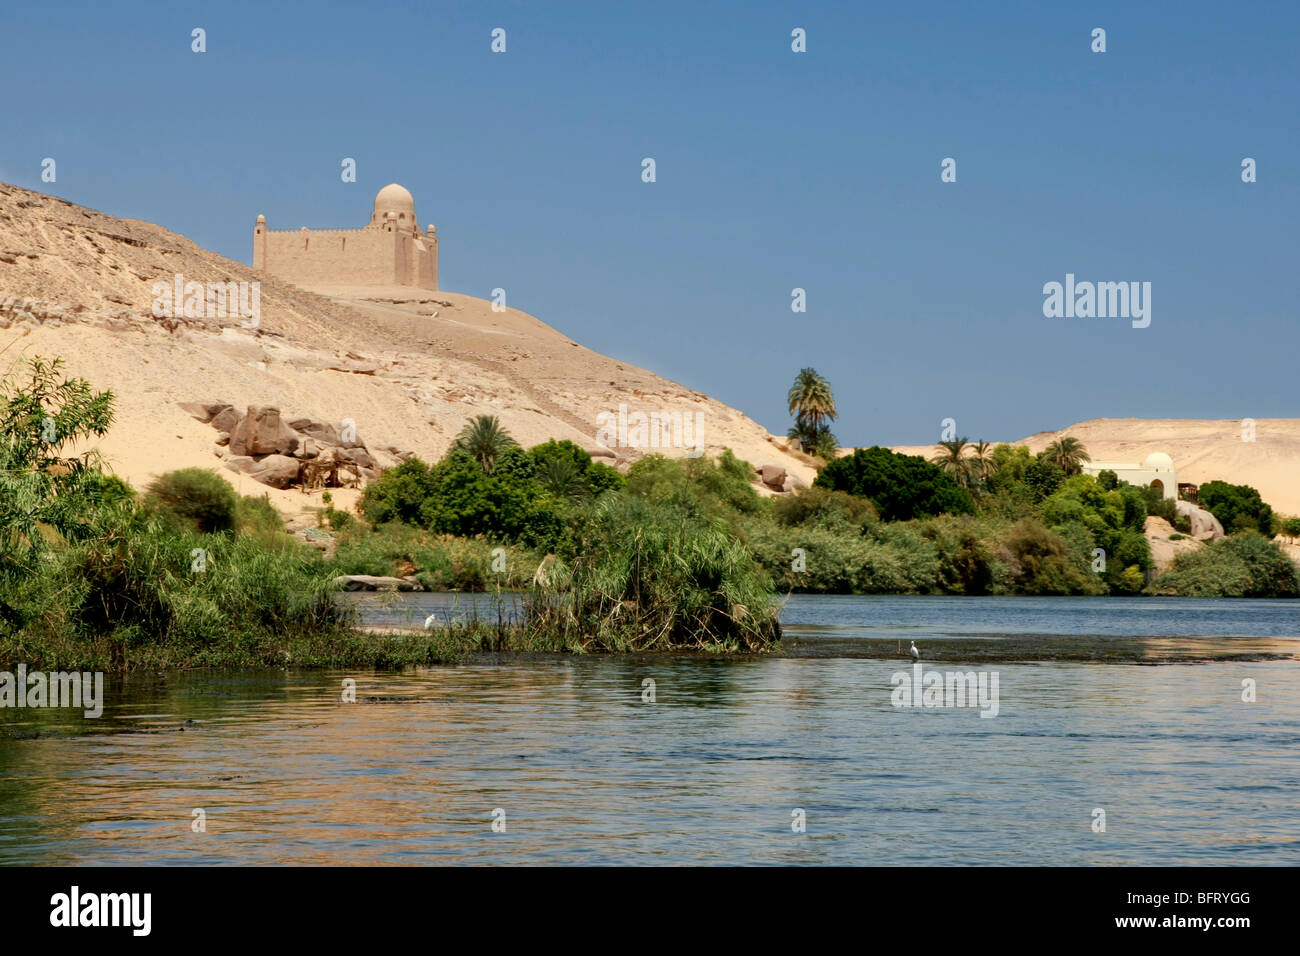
[1042,436,1090,476]
[930,437,975,488]
[453,414,517,473]
[786,368,837,438]
[537,456,587,501]
[970,440,997,482]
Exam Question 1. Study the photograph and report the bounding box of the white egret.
[909,641,920,661]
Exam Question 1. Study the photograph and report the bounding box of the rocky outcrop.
[755,462,809,495]
[1175,500,1225,541]
[181,401,386,491]
[1145,516,1205,572]
[247,453,302,489]
[229,405,300,457]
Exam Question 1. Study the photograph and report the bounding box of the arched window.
[1150,479,1164,496]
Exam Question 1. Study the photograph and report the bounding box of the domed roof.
[374,183,414,208]
[1143,452,1174,471]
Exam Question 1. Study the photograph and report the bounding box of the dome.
[1143,452,1174,471]
[372,183,416,227]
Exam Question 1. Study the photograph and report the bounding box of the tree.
[0,356,115,568]
[786,368,837,437]
[528,440,624,497]
[1041,436,1090,476]
[537,456,587,501]
[786,368,839,457]
[453,415,518,473]
[930,438,974,488]
[1197,480,1275,535]
[969,441,997,483]
[814,446,974,522]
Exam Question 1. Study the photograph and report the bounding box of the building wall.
[253,223,437,290]
[1082,462,1178,500]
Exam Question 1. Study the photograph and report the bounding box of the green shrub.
[1147,532,1299,597]
[626,450,764,519]
[1198,481,1275,536]
[360,451,566,549]
[145,468,238,534]
[998,517,1100,595]
[529,439,626,497]
[814,446,974,521]
[772,485,877,530]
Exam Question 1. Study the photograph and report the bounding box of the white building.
[1081,452,1177,500]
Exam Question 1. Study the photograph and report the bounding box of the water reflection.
[2,655,1297,865]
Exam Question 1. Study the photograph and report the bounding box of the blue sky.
[2,0,1296,445]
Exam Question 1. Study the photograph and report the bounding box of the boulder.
[294,438,319,460]
[287,416,341,446]
[248,454,302,489]
[210,406,240,433]
[223,456,258,475]
[337,447,376,470]
[229,405,299,457]
[759,463,787,489]
[1175,499,1225,541]
[178,401,231,424]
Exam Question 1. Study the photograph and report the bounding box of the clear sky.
[2,0,1296,446]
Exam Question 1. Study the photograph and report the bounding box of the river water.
[2,595,1296,865]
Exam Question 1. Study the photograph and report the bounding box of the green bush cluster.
[1197,480,1275,535]
[814,446,975,521]
[1148,532,1299,597]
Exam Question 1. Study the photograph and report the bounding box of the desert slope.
[0,182,813,512]
[890,417,1300,516]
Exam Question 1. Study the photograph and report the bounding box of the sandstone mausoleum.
[253,183,437,290]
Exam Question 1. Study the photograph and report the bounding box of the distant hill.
[889,417,1300,516]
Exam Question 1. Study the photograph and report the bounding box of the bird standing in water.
[910,641,920,661]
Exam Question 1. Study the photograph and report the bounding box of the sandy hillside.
[888,418,1300,516]
[0,182,812,516]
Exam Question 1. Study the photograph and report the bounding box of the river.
[1,595,1296,865]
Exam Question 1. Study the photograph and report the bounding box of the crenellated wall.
[253,219,436,290]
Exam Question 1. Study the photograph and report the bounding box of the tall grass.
[1,506,354,670]
[331,521,542,590]
[525,494,781,652]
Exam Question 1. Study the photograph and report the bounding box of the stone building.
[253,183,437,290]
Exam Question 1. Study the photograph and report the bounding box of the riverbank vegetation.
[3,357,1295,671]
